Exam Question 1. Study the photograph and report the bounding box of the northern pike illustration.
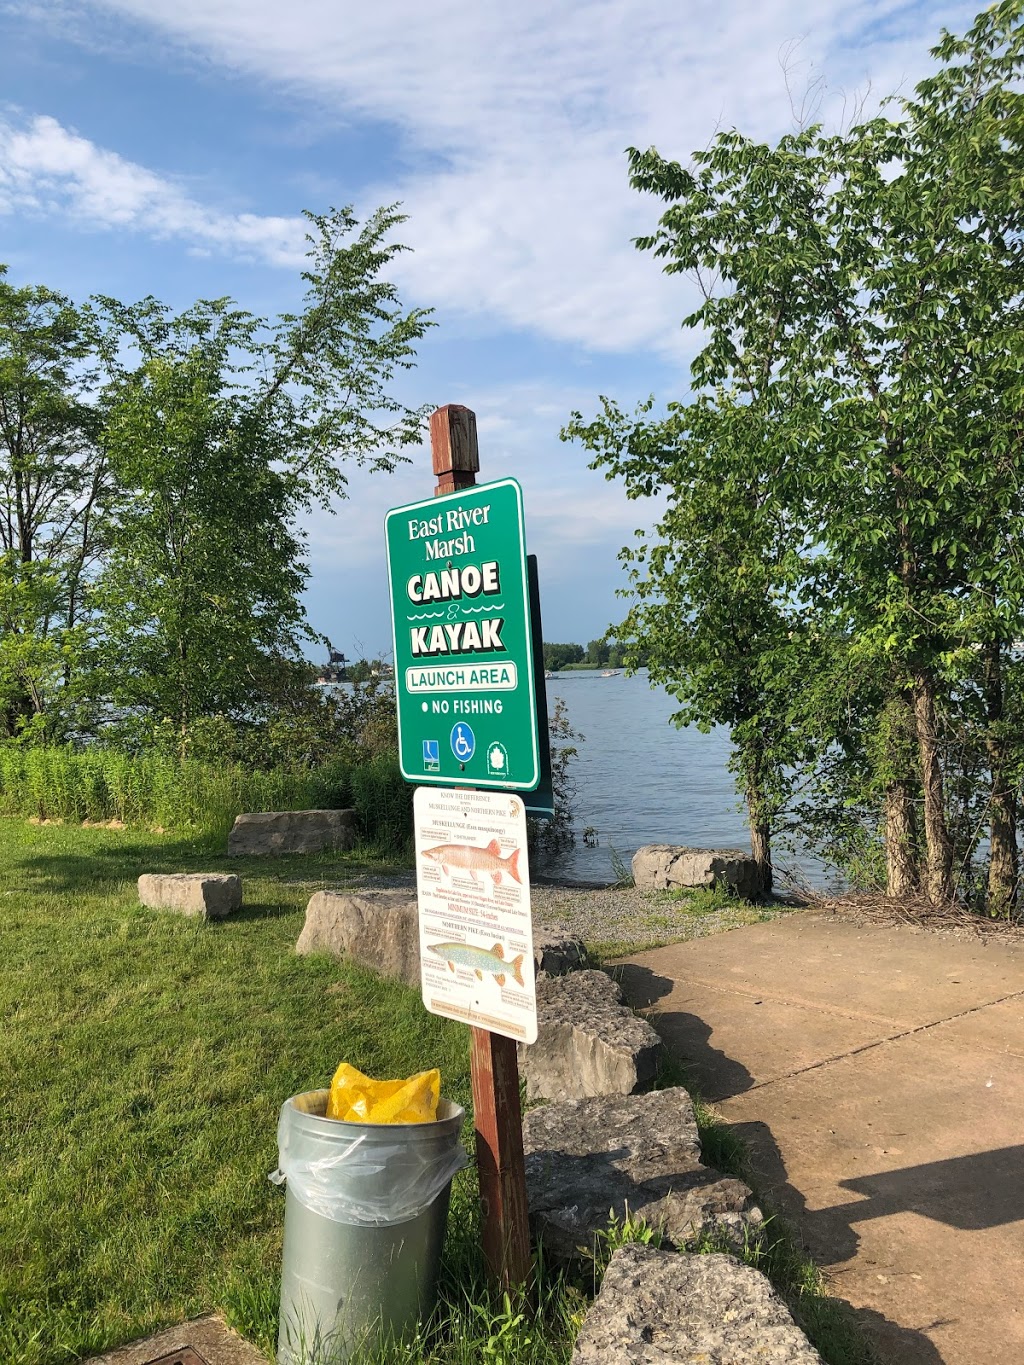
[421,837,522,884]
[427,939,526,988]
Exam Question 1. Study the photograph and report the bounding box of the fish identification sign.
[385,478,540,790]
[414,785,537,1044]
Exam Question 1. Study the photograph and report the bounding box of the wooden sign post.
[429,404,532,1291]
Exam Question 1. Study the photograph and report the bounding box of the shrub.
[0,745,364,844]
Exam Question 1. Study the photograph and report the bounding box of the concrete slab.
[621,915,1024,1031]
[81,1314,270,1365]
[721,1036,1024,1365]
[921,995,1024,1059]
[617,913,1024,1365]
[624,979,889,1098]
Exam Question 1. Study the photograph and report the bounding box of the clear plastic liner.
[270,1090,468,1227]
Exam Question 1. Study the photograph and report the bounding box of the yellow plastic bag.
[325,1062,441,1124]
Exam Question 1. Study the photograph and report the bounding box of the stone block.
[227,809,358,856]
[296,890,420,987]
[80,1312,270,1365]
[572,1243,822,1364]
[533,930,588,976]
[518,969,661,1100]
[632,844,762,899]
[523,1088,761,1265]
[137,873,241,920]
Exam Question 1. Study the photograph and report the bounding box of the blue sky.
[0,0,977,660]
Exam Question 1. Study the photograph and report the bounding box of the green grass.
[0,746,414,852]
[0,818,470,1363]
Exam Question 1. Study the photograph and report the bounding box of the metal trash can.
[271,1089,468,1365]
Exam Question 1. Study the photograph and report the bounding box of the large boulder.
[572,1243,823,1364]
[519,969,661,1101]
[523,1088,761,1265]
[296,890,421,987]
[296,893,588,990]
[631,845,762,899]
[138,872,241,920]
[228,809,358,857]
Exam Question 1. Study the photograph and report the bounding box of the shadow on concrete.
[615,964,757,1100]
[731,1118,860,1263]
[611,962,675,1006]
[613,959,1017,1363]
[838,1304,951,1365]
[838,1144,1024,1231]
[732,1119,954,1365]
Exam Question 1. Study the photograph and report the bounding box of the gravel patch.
[528,883,792,951]
[324,868,795,953]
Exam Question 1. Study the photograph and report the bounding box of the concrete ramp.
[617,915,1024,1365]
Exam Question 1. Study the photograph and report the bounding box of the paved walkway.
[616,914,1024,1365]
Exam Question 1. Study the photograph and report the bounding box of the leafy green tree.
[566,395,819,893]
[345,658,391,683]
[0,558,71,742]
[90,206,433,749]
[571,2,1024,907]
[543,642,584,671]
[0,271,105,738]
[93,334,312,748]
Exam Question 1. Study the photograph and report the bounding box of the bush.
[349,751,414,856]
[0,745,360,843]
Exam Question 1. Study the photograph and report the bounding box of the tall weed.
[350,752,414,855]
[0,746,366,843]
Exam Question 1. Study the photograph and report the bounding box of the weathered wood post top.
[430,404,480,496]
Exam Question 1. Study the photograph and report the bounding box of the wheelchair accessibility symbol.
[450,723,475,763]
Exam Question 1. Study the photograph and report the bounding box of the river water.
[535,670,829,888]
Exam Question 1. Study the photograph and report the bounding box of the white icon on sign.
[450,723,475,762]
[486,742,509,776]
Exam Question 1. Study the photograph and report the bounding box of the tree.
[569,2,1024,907]
[90,206,433,749]
[566,395,820,893]
[543,642,584,671]
[0,271,105,738]
[93,331,313,747]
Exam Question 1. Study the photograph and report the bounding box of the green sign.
[385,478,540,789]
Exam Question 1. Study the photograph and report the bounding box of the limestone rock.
[572,1243,822,1364]
[296,890,420,987]
[137,873,241,920]
[523,1088,761,1264]
[631,845,762,899]
[227,809,358,856]
[518,970,660,1101]
[532,930,588,976]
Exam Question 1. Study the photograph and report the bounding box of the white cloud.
[0,111,308,265]
[14,0,979,356]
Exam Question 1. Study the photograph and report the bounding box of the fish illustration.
[427,939,526,988]
[421,838,522,885]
